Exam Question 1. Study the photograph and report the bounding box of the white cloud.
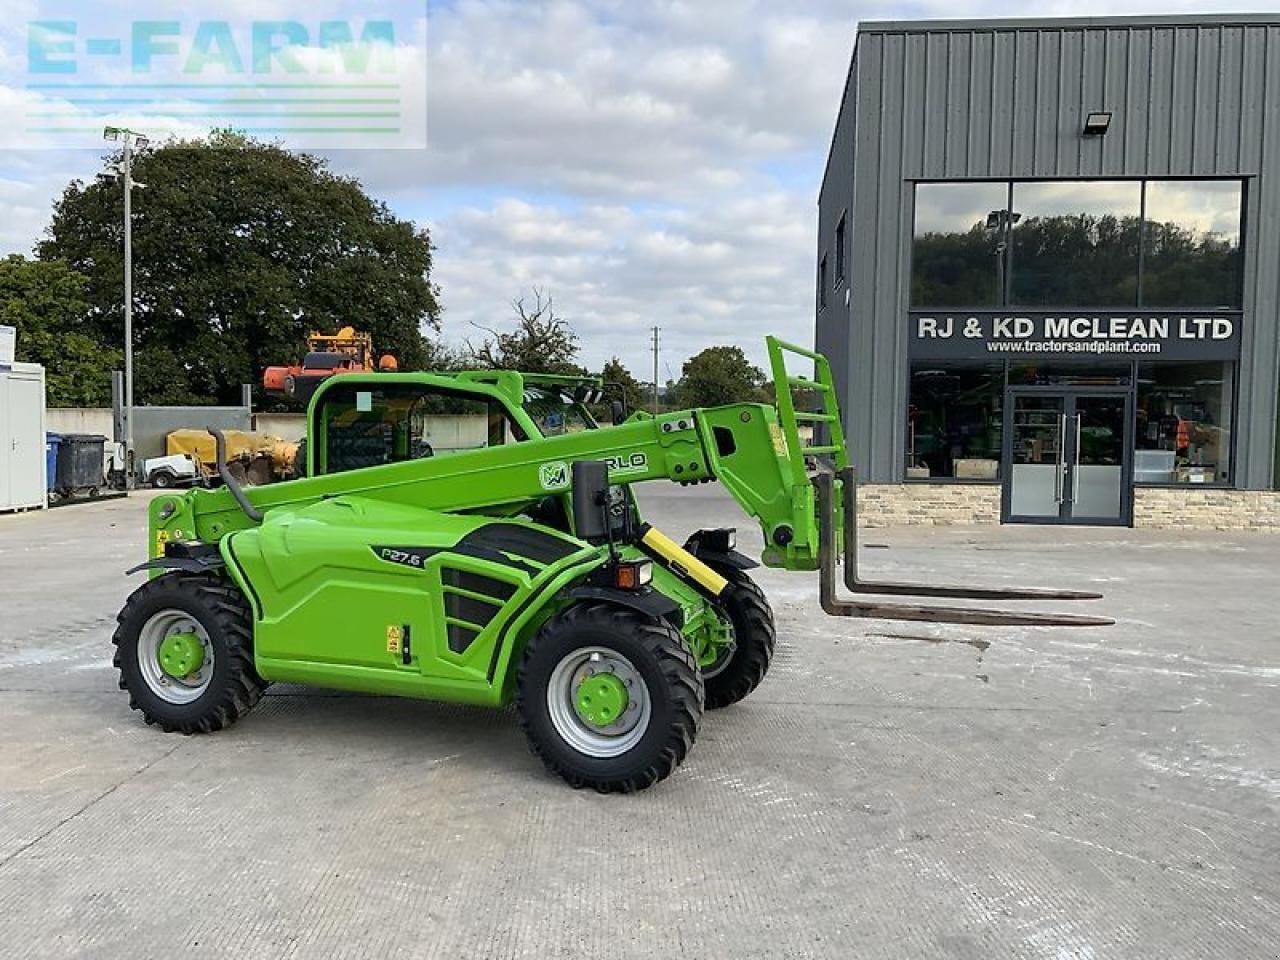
[432,188,815,376]
[0,0,1271,380]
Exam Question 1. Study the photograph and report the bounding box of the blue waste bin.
[44,433,62,492]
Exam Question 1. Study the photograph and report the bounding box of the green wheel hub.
[158,631,205,679]
[574,672,629,728]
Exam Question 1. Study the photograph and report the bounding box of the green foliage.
[132,343,211,406]
[910,224,999,306]
[466,289,585,375]
[911,213,1240,307]
[1142,220,1242,307]
[0,255,119,406]
[1009,214,1140,306]
[39,130,441,405]
[420,337,467,373]
[675,345,765,408]
[599,356,646,413]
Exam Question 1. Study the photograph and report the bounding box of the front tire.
[113,573,267,733]
[516,603,703,792]
[702,566,776,709]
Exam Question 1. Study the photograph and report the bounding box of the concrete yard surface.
[0,486,1277,958]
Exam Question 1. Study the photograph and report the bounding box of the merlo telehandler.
[114,338,1109,792]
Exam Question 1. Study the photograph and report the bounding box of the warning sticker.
[386,625,403,654]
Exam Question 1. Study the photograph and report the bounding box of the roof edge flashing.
[857,13,1280,35]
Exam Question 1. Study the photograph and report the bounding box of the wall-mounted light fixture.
[1083,111,1112,136]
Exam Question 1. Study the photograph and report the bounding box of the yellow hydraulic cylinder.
[639,526,729,597]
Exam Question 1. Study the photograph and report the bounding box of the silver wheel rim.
[136,608,214,705]
[701,642,736,679]
[546,646,651,758]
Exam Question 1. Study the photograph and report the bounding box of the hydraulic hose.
[207,427,264,523]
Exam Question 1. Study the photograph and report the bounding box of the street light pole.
[984,208,1021,306]
[651,326,660,413]
[104,126,148,488]
[123,134,133,486]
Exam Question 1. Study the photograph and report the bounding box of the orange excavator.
[263,327,398,403]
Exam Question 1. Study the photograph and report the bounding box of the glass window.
[906,362,1004,480]
[911,182,1009,307]
[522,386,596,437]
[1135,362,1233,485]
[317,382,518,475]
[818,255,828,308]
[1142,181,1243,308]
[1007,362,1132,388]
[834,214,846,283]
[1010,181,1141,307]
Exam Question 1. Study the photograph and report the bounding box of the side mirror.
[610,399,627,425]
[571,460,610,543]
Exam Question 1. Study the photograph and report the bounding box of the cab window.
[316,382,523,475]
[522,386,597,437]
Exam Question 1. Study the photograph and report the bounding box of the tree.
[911,211,1239,307]
[420,337,467,373]
[466,289,584,374]
[599,356,645,413]
[0,255,120,406]
[675,345,765,408]
[39,130,441,405]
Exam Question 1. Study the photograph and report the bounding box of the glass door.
[1004,390,1132,525]
[1006,394,1066,520]
[1067,394,1127,522]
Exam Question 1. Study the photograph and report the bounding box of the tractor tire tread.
[704,567,776,710]
[516,602,703,793]
[112,572,267,734]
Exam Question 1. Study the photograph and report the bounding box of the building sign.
[908,311,1242,361]
[0,325,14,369]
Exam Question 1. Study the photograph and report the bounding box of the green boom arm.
[147,339,840,572]
[150,403,824,572]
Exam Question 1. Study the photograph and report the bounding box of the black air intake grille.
[440,568,517,654]
[446,623,479,655]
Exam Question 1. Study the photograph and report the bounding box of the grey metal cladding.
[816,16,1280,488]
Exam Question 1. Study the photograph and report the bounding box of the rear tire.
[113,573,267,733]
[151,471,173,489]
[702,566,776,709]
[517,602,703,792]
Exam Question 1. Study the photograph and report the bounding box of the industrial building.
[816,14,1280,527]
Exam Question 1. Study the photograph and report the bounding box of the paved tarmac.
[0,486,1276,958]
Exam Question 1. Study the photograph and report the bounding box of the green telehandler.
[114,338,1109,792]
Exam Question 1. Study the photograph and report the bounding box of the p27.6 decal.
[371,546,438,569]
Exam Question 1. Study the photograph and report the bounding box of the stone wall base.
[1132,487,1280,531]
[855,484,1001,527]
[855,483,1280,531]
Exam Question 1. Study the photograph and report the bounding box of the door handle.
[1054,413,1066,504]
[1071,414,1082,504]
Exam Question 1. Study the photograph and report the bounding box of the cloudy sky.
[0,0,1263,378]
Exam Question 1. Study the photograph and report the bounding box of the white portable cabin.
[0,362,48,512]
